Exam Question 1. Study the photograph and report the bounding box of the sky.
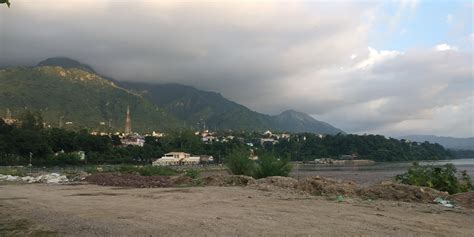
[0,0,473,137]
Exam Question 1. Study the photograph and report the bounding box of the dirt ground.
[1,183,473,236]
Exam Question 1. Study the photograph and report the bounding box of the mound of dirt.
[296,176,358,196]
[449,192,474,209]
[248,176,300,192]
[85,173,184,188]
[358,182,448,203]
[202,175,255,186]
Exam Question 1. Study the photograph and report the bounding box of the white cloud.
[435,43,458,51]
[353,47,402,69]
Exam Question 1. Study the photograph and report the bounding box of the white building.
[121,135,145,147]
[152,152,201,166]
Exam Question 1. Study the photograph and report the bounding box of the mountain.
[119,82,343,134]
[273,110,344,134]
[37,57,96,73]
[399,135,474,150]
[0,66,180,132]
[1,57,343,134]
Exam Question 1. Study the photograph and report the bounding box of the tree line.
[268,133,453,162]
[0,112,454,166]
[0,112,245,166]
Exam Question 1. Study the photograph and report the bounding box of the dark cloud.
[0,1,472,136]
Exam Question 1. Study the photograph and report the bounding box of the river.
[290,158,474,186]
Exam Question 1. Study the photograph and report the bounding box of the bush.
[225,149,293,179]
[253,153,292,179]
[224,148,255,176]
[0,167,27,176]
[184,169,200,179]
[51,153,83,166]
[396,162,473,194]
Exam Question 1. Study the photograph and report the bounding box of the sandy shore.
[1,183,473,236]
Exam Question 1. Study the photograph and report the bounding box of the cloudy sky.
[0,0,472,137]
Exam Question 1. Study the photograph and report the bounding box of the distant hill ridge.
[0,57,344,134]
[399,135,474,150]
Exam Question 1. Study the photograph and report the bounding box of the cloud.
[0,1,472,137]
[435,43,458,51]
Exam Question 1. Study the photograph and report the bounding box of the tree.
[20,111,44,131]
[253,152,292,179]
[224,148,255,176]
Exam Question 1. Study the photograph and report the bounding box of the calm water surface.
[290,158,474,186]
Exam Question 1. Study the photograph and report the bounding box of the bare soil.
[84,173,193,188]
[1,183,473,236]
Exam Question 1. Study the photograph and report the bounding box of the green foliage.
[224,148,255,176]
[184,169,200,179]
[460,170,473,192]
[0,67,180,133]
[49,153,83,166]
[20,111,44,131]
[225,149,293,179]
[253,153,292,179]
[0,167,26,177]
[271,133,452,162]
[450,149,474,159]
[396,162,473,194]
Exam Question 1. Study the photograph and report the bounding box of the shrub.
[396,162,473,194]
[224,148,255,176]
[0,167,27,177]
[52,153,83,166]
[225,149,293,179]
[184,169,200,179]
[460,170,473,192]
[253,153,292,179]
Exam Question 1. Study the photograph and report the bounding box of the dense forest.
[0,112,244,166]
[0,112,455,166]
[268,133,453,162]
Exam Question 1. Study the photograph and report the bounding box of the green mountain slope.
[120,82,343,134]
[3,57,344,134]
[273,110,344,134]
[119,82,276,131]
[0,66,180,132]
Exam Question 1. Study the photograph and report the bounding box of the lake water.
[290,158,474,186]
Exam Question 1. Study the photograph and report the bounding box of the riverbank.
[1,183,473,236]
[291,159,474,186]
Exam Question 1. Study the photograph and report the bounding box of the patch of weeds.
[184,169,200,179]
[0,168,26,177]
[192,178,204,186]
[396,162,473,194]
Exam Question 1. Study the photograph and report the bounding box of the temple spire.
[125,106,132,134]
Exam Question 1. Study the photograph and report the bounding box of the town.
[0,107,453,167]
